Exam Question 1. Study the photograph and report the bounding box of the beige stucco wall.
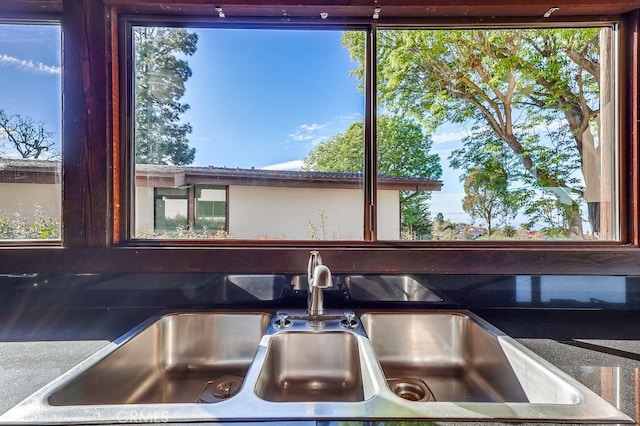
[377,190,402,240]
[228,186,401,240]
[0,183,61,224]
[135,186,155,235]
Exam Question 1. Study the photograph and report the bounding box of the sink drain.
[197,375,243,403]
[388,378,435,402]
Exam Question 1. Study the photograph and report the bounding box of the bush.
[0,205,60,240]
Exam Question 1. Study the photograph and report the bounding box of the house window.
[0,23,62,241]
[126,20,619,243]
[195,185,227,235]
[153,187,188,234]
[144,184,228,238]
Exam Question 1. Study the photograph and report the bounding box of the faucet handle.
[275,312,291,329]
[341,311,358,329]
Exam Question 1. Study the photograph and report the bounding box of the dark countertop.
[0,307,638,424]
[0,308,158,417]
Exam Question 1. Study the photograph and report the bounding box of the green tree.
[462,165,521,236]
[303,116,442,239]
[343,28,605,238]
[525,195,572,238]
[434,212,445,225]
[0,109,56,159]
[303,121,364,172]
[135,27,198,165]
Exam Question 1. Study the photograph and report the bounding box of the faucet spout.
[307,251,332,316]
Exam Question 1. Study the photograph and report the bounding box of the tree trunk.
[567,207,583,239]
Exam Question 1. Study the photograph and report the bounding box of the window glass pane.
[195,185,227,235]
[132,27,365,240]
[153,187,188,236]
[370,27,617,241]
[0,23,61,241]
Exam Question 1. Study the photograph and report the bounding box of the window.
[131,26,367,240]
[153,187,188,234]
[137,183,228,238]
[0,23,62,241]
[372,26,618,241]
[195,185,227,232]
[126,20,620,243]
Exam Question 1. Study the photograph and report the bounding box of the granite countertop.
[0,307,638,424]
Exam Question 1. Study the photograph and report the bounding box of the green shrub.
[0,205,60,240]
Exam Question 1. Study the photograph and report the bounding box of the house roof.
[135,164,442,191]
[0,158,442,191]
[0,158,61,184]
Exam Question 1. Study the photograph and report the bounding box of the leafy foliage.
[0,204,60,240]
[344,27,606,239]
[462,165,521,236]
[135,27,198,165]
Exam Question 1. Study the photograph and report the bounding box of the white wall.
[228,186,401,240]
[377,190,402,240]
[135,186,154,234]
[0,183,61,224]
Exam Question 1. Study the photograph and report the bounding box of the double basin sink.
[3,309,631,423]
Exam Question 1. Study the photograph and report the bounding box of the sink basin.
[360,312,578,404]
[254,332,366,402]
[1,309,631,424]
[48,312,271,405]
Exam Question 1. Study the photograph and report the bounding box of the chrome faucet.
[307,250,332,316]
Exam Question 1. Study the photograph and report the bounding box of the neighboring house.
[1,159,442,240]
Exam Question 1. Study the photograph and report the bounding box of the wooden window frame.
[0,0,638,277]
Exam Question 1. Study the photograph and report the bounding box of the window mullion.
[364,25,377,241]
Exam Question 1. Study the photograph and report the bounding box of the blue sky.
[0,24,62,150]
[181,28,365,170]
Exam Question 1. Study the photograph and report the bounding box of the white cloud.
[300,123,326,132]
[287,122,330,145]
[261,160,303,171]
[287,123,328,142]
[336,112,362,123]
[432,129,469,145]
[286,113,361,147]
[0,54,61,75]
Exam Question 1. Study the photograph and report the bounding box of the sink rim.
[0,309,632,425]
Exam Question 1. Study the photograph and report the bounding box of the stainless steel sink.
[1,309,632,424]
[49,312,271,405]
[255,331,366,402]
[360,312,564,403]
